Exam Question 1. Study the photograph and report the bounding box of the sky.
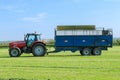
[0,0,120,41]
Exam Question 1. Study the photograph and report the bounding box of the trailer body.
[54,25,113,55]
[55,35,112,52]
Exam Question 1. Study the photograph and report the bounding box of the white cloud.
[14,10,24,13]
[0,5,15,11]
[0,5,24,13]
[22,13,46,23]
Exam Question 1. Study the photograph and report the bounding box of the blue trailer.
[53,25,113,56]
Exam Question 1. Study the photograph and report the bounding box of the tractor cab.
[24,33,41,47]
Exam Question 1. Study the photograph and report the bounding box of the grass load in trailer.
[54,25,113,56]
[57,25,96,30]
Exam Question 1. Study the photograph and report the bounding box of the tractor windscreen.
[36,34,41,41]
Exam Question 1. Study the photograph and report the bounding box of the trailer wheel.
[32,43,46,56]
[82,48,91,56]
[92,48,101,55]
[9,48,21,57]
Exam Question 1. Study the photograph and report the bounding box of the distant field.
[0,46,120,80]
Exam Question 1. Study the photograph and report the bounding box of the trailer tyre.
[32,43,46,56]
[82,48,91,56]
[92,48,101,55]
[9,48,21,57]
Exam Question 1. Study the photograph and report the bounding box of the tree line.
[0,39,120,48]
[113,38,120,46]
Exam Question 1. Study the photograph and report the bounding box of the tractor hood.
[9,41,26,48]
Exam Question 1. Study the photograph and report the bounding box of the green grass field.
[0,46,120,80]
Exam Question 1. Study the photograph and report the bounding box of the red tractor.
[9,33,46,57]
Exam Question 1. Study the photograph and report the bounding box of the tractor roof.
[27,33,40,35]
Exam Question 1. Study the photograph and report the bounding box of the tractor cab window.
[28,35,35,41]
[27,35,36,47]
[37,35,41,41]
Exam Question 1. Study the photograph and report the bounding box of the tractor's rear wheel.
[32,43,46,56]
[9,48,21,57]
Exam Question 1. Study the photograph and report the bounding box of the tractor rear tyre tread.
[32,43,46,56]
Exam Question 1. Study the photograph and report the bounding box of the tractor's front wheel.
[9,48,21,57]
[32,43,46,56]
